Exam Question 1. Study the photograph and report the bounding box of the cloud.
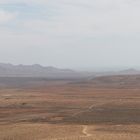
[1,0,140,68]
[20,0,140,37]
[0,0,46,5]
[0,9,17,23]
[1,0,140,36]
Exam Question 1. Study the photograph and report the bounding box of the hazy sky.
[0,0,140,70]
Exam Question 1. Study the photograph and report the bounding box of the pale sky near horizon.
[0,0,140,70]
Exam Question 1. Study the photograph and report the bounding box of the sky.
[0,0,140,70]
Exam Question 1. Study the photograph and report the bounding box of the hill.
[73,75,140,89]
[0,63,87,79]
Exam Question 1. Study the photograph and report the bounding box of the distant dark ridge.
[118,68,140,75]
[90,74,140,88]
[0,63,89,78]
[92,74,140,82]
[70,74,140,89]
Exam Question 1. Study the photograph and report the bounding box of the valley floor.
[0,78,140,140]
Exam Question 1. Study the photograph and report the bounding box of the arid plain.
[0,76,140,140]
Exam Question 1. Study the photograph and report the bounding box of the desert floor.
[0,78,140,140]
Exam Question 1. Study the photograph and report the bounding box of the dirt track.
[82,125,92,137]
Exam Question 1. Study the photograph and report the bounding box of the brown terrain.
[0,75,140,140]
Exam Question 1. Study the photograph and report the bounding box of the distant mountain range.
[0,63,140,78]
[0,63,89,78]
